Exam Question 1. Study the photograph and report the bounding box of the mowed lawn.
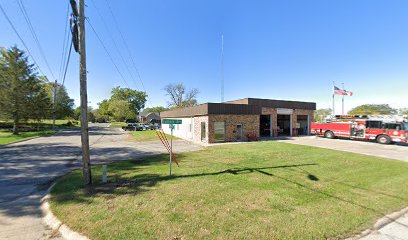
[129,130,177,142]
[0,130,56,145]
[50,142,408,240]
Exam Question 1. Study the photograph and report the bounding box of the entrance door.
[236,124,243,140]
[201,122,206,141]
[260,115,271,137]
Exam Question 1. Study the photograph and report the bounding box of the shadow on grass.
[53,155,408,231]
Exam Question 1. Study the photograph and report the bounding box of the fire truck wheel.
[324,131,335,139]
[376,135,391,144]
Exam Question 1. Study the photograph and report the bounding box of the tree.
[314,108,332,122]
[400,109,408,115]
[108,100,136,121]
[111,87,147,116]
[0,46,51,134]
[73,107,81,120]
[93,99,111,122]
[164,83,199,108]
[42,81,75,119]
[144,106,169,113]
[348,104,397,115]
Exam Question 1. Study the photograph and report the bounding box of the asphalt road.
[0,124,202,240]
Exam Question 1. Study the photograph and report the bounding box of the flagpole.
[342,82,345,115]
[332,81,335,115]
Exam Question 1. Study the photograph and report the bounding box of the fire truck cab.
[311,115,408,144]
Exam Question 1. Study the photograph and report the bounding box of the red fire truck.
[311,115,408,144]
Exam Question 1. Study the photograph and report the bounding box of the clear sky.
[1,0,407,113]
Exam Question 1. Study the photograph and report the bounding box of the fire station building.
[161,98,316,144]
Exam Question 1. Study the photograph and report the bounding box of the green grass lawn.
[50,142,408,240]
[0,130,56,145]
[109,122,127,128]
[129,130,177,142]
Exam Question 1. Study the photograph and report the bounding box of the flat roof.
[160,98,316,118]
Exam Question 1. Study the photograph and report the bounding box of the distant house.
[138,110,161,123]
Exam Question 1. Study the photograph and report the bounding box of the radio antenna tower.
[221,33,224,103]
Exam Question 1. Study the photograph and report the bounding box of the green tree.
[73,107,81,120]
[108,100,136,121]
[314,108,332,122]
[144,106,169,113]
[93,100,111,122]
[42,81,74,119]
[111,87,147,116]
[348,104,397,115]
[164,83,199,108]
[0,46,50,134]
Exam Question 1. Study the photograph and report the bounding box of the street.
[0,124,202,240]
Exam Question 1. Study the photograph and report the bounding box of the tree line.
[91,83,199,122]
[0,47,74,134]
[315,104,408,122]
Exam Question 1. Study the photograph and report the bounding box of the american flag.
[334,86,353,96]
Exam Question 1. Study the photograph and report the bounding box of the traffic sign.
[169,124,175,130]
[162,119,182,124]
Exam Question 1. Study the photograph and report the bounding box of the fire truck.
[311,115,408,144]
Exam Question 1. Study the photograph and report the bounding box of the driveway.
[278,136,408,163]
[0,124,202,240]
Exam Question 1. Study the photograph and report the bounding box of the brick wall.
[207,114,260,143]
[193,116,209,143]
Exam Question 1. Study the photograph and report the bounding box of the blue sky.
[1,0,407,113]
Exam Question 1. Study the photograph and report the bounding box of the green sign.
[162,119,182,124]
[169,124,175,130]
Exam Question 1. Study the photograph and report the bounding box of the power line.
[86,17,131,88]
[62,40,73,87]
[89,0,139,91]
[0,2,46,76]
[103,0,154,107]
[16,0,56,80]
[58,1,70,82]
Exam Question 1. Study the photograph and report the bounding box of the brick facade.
[207,114,260,143]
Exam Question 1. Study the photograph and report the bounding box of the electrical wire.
[0,2,46,77]
[89,0,140,92]
[62,40,73,87]
[58,1,70,82]
[103,0,154,107]
[86,17,131,88]
[16,0,56,80]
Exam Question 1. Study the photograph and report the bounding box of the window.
[201,122,206,141]
[366,121,382,129]
[214,122,225,142]
[383,123,401,130]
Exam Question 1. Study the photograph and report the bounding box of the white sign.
[277,108,293,115]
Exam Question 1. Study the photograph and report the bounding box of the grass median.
[129,130,177,142]
[0,130,56,145]
[50,141,408,240]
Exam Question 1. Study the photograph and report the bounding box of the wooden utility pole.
[78,0,92,185]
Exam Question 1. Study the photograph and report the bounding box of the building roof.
[160,98,316,118]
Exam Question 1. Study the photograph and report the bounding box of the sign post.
[169,124,175,176]
[162,119,182,176]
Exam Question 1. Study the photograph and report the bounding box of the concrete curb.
[41,183,90,240]
[346,205,408,239]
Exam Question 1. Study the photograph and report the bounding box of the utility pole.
[52,80,57,130]
[78,0,91,185]
[221,34,224,103]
